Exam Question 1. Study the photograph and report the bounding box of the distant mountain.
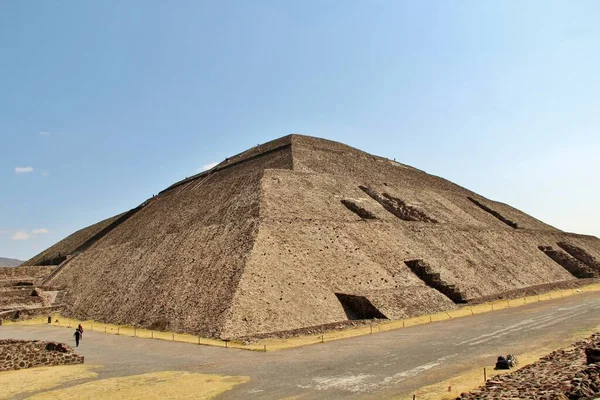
[0,257,23,267]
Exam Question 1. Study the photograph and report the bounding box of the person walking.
[77,324,84,337]
[73,329,82,347]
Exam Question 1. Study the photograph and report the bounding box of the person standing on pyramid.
[73,328,82,347]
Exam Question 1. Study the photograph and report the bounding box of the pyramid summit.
[21,134,600,339]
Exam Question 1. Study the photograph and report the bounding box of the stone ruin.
[458,332,600,399]
[0,339,83,371]
[9,134,600,339]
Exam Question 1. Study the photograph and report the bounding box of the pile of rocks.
[458,333,600,399]
[567,362,600,399]
[0,339,83,371]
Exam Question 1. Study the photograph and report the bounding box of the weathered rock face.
[585,347,600,364]
[569,362,600,399]
[22,135,600,339]
[0,339,83,371]
[458,333,600,399]
[0,266,61,320]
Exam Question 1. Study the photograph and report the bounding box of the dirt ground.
[2,292,600,399]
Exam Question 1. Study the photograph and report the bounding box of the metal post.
[484,367,487,382]
[263,345,266,352]
[172,333,174,341]
[134,327,136,337]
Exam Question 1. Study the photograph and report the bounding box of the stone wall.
[0,305,64,323]
[458,332,600,399]
[0,339,83,371]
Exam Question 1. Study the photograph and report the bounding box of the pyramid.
[23,135,600,339]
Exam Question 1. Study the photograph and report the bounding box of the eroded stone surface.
[458,333,600,399]
[10,135,600,339]
[0,339,83,371]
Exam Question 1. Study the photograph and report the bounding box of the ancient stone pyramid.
[23,135,600,339]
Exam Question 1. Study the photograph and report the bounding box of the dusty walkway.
[2,292,600,399]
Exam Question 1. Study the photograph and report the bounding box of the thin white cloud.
[40,170,49,176]
[10,231,32,241]
[9,228,49,241]
[199,162,219,172]
[39,131,51,136]
[14,166,34,174]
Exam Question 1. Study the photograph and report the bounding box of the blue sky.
[1,1,599,260]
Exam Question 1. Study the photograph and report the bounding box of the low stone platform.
[458,333,600,399]
[0,339,83,371]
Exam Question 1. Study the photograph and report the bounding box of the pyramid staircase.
[404,259,467,304]
[538,246,597,278]
[557,242,600,273]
